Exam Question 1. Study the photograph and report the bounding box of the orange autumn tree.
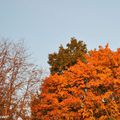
[31,45,120,120]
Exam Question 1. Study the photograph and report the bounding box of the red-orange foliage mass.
[31,45,120,120]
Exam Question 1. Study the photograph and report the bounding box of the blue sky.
[0,0,120,71]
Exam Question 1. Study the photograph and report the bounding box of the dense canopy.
[48,38,87,75]
[31,45,120,120]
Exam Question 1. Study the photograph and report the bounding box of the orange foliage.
[31,45,120,120]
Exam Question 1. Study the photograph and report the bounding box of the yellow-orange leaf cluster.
[31,45,120,120]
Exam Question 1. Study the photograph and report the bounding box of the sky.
[0,0,120,72]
